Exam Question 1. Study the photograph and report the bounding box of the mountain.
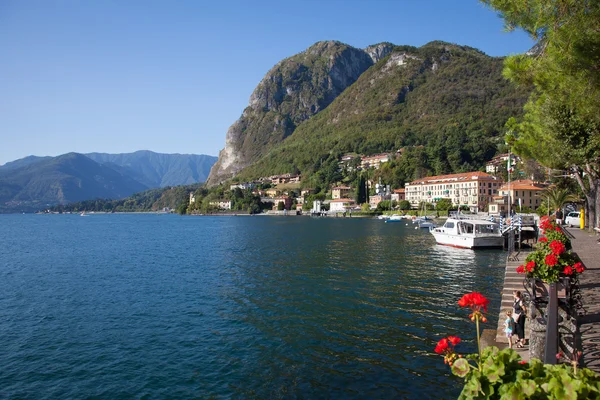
[208,40,531,187]
[85,150,217,187]
[0,151,217,212]
[0,155,52,171]
[206,41,394,185]
[0,153,149,206]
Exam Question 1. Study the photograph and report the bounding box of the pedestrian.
[504,309,515,349]
[512,290,527,348]
[555,208,564,225]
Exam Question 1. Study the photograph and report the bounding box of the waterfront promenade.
[568,227,600,372]
[488,227,600,370]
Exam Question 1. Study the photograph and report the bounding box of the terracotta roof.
[330,198,355,203]
[332,186,352,190]
[393,188,405,193]
[498,180,546,191]
[410,171,498,184]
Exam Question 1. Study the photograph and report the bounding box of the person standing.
[504,310,515,349]
[513,290,527,348]
[556,208,564,225]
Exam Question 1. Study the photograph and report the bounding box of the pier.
[487,227,600,371]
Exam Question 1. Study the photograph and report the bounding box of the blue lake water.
[0,214,506,399]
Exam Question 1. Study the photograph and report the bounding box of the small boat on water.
[429,217,503,249]
[385,214,403,223]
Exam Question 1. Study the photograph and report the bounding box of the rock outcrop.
[206,41,375,186]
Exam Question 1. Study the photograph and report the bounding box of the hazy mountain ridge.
[0,151,217,212]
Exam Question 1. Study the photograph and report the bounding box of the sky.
[0,0,535,166]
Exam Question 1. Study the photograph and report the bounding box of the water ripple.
[0,215,505,399]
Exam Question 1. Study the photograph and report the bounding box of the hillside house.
[360,153,391,170]
[209,200,232,210]
[332,186,352,200]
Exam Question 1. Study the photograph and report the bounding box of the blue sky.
[0,0,534,166]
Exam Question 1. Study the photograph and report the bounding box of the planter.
[533,278,568,299]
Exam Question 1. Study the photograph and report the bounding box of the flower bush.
[516,217,583,283]
[436,291,600,398]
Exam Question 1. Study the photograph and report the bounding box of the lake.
[0,214,506,399]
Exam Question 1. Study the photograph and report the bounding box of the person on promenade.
[504,309,515,349]
[556,208,564,225]
[513,290,527,348]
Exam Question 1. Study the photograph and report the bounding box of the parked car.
[565,211,581,227]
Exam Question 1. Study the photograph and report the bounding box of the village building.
[489,179,547,214]
[360,153,391,170]
[230,182,256,191]
[272,196,292,211]
[330,198,356,212]
[209,200,232,210]
[265,188,281,197]
[331,186,352,200]
[300,188,314,197]
[189,192,196,205]
[391,188,405,202]
[485,153,519,175]
[405,171,502,212]
[270,173,301,185]
[369,195,385,209]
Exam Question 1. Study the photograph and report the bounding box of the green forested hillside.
[236,42,530,189]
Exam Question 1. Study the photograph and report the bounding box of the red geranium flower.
[516,265,525,274]
[574,262,585,273]
[435,338,449,354]
[448,336,461,346]
[549,240,566,255]
[526,261,535,272]
[563,266,574,275]
[458,292,489,312]
[539,237,548,243]
[545,254,559,266]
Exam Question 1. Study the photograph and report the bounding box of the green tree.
[435,198,454,211]
[355,174,367,204]
[541,186,580,212]
[399,200,411,210]
[482,0,600,230]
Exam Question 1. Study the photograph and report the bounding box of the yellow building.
[489,180,546,214]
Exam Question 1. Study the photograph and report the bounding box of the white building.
[405,171,502,212]
[209,200,232,210]
[330,198,356,212]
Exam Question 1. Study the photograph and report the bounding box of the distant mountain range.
[0,151,217,212]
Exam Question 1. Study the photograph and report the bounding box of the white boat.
[429,218,503,249]
[417,220,436,229]
[386,214,403,222]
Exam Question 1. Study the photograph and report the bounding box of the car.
[565,211,580,227]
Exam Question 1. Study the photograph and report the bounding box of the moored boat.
[429,217,503,249]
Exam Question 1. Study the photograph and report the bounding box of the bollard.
[580,208,585,230]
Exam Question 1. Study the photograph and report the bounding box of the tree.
[355,174,367,204]
[399,200,411,210]
[541,186,580,212]
[482,0,600,230]
[435,198,454,211]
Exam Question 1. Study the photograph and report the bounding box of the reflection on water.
[0,215,506,399]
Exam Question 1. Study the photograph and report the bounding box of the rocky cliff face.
[206,41,380,185]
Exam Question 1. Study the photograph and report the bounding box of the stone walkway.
[492,250,532,361]
[568,227,600,372]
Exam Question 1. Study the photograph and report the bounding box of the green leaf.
[482,354,506,383]
[452,358,470,378]
[519,379,536,397]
